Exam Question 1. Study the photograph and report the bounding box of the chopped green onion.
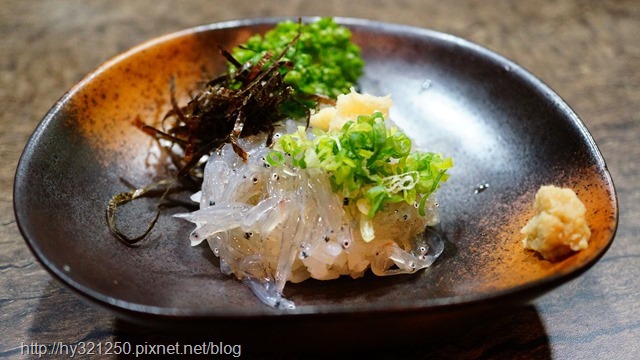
[271,111,453,218]
[230,17,364,117]
[266,151,285,166]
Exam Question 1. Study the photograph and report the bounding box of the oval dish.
[14,17,617,342]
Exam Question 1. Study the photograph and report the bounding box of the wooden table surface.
[2,1,638,358]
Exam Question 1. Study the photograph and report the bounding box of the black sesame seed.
[323,235,330,242]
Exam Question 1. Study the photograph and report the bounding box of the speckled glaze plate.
[14,18,617,343]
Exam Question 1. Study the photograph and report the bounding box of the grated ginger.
[310,88,393,131]
[521,185,591,260]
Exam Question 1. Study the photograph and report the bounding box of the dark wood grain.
[2,1,638,358]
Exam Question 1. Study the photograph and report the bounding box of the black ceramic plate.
[14,18,617,342]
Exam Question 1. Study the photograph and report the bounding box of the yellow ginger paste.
[521,185,591,260]
[310,88,393,131]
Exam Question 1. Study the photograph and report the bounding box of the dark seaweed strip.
[106,179,176,246]
[107,33,314,246]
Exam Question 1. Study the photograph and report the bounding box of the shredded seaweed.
[106,179,176,246]
[107,25,333,246]
[143,32,307,183]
